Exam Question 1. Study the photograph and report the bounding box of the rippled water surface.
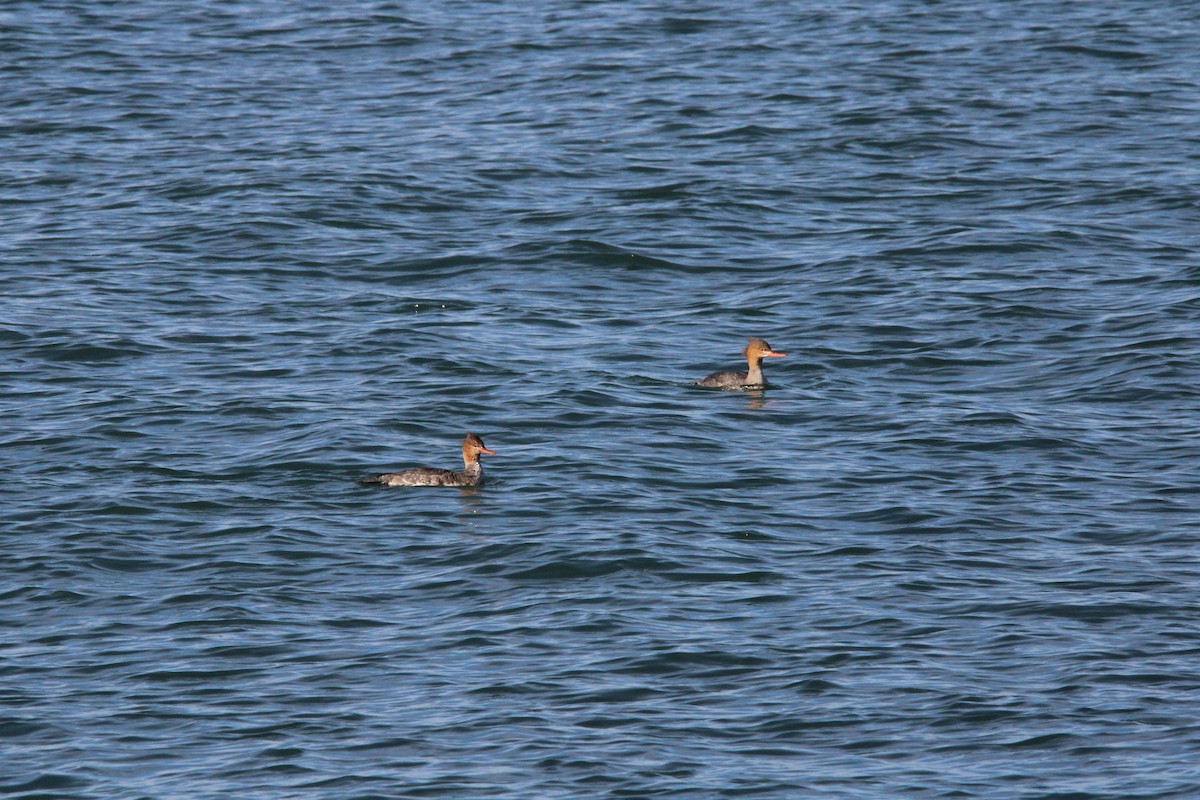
[4,2,1200,798]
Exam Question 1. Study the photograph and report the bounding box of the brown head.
[744,337,787,364]
[462,432,496,460]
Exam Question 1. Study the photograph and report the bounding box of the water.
[4,1,1200,798]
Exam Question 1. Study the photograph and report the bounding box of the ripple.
[3,1,1199,798]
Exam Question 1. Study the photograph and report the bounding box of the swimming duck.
[696,338,787,389]
[360,432,495,487]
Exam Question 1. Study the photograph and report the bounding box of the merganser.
[696,338,787,389]
[360,432,495,487]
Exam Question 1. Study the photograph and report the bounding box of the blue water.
[4,2,1200,798]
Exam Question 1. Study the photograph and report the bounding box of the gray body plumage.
[697,368,761,389]
[361,462,484,487]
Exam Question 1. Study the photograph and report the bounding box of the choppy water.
[4,2,1200,798]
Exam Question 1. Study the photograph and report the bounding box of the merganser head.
[744,338,787,362]
[462,432,496,459]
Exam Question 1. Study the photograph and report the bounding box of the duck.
[360,432,495,487]
[696,337,787,389]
